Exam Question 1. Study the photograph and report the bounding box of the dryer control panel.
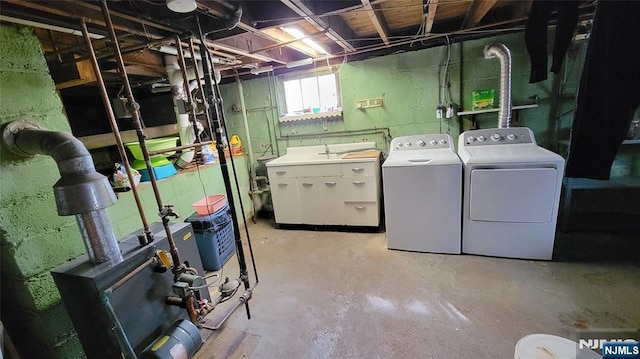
[390,134,455,152]
[460,128,536,147]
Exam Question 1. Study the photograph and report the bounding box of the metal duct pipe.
[209,0,243,30]
[484,43,512,128]
[2,122,122,264]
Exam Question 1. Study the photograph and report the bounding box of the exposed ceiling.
[0,0,595,87]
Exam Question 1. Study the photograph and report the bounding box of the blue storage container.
[184,203,235,271]
[139,163,177,182]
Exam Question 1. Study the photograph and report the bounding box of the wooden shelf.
[457,104,538,116]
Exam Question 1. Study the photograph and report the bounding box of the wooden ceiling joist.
[462,0,498,29]
[361,0,390,46]
[280,0,357,52]
[425,0,439,34]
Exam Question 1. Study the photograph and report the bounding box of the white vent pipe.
[484,43,512,129]
[166,55,200,167]
[165,55,221,168]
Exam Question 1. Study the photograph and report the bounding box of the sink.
[267,141,378,166]
[316,153,342,160]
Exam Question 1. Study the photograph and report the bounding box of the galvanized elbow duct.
[211,0,243,30]
[484,43,512,129]
[2,121,122,264]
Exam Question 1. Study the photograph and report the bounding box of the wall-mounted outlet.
[356,97,384,110]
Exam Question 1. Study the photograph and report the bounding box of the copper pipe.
[110,258,155,291]
[185,295,199,323]
[99,0,183,269]
[80,18,153,244]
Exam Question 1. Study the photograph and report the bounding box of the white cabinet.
[269,178,301,224]
[267,157,382,227]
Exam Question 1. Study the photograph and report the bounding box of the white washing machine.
[457,127,565,260]
[383,134,462,254]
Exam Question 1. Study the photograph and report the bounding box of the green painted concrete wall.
[0,24,252,358]
[220,32,588,157]
[0,24,85,358]
[107,157,252,238]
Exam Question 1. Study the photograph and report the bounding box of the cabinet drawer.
[341,161,378,177]
[267,167,297,179]
[343,176,379,201]
[344,202,379,226]
[298,164,342,177]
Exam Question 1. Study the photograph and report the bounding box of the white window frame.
[278,68,342,121]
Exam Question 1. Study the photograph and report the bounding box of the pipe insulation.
[2,121,122,264]
[484,43,513,129]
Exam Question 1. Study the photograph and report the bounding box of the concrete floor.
[194,220,640,359]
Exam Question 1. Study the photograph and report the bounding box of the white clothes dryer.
[457,127,565,260]
[383,134,462,254]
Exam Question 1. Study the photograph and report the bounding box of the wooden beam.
[3,0,165,40]
[198,2,314,60]
[209,39,287,64]
[425,0,439,34]
[79,124,178,150]
[462,0,498,29]
[249,29,328,54]
[280,0,357,52]
[361,0,390,46]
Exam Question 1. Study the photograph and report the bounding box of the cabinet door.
[271,178,301,224]
[297,177,344,225]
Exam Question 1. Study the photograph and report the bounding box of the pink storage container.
[192,194,227,215]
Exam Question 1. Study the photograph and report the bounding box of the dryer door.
[469,168,558,223]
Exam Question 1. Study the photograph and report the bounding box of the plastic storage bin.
[138,163,177,182]
[185,203,235,271]
[192,194,227,216]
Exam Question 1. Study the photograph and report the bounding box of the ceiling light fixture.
[166,0,197,13]
[281,27,329,55]
[286,58,313,68]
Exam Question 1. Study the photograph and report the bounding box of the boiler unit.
[51,222,210,357]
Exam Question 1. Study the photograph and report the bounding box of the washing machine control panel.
[391,134,454,152]
[460,128,535,147]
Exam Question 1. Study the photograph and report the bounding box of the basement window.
[279,70,342,122]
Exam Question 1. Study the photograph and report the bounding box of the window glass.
[282,72,340,115]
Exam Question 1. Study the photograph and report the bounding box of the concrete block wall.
[0,24,253,358]
[219,32,587,159]
[0,24,86,358]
